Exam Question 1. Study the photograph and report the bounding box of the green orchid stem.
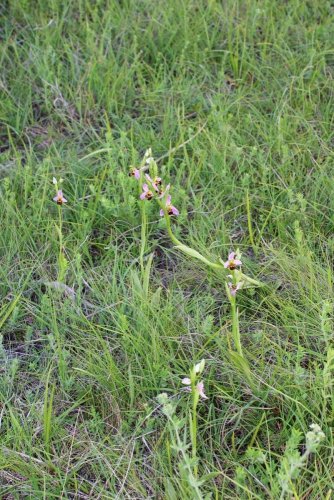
[163,212,182,246]
[191,385,198,479]
[231,297,243,357]
[57,204,63,282]
[169,417,202,499]
[140,199,147,275]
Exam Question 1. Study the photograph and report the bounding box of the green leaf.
[175,244,221,269]
[228,351,253,385]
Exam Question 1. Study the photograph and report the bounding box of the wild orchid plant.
[157,359,212,498]
[51,177,71,389]
[181,359,207,479]
[129,149,261,383]
[52,177,68,283]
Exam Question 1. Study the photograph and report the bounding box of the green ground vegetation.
[0,0,334,498]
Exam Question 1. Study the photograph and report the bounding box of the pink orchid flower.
[160,194,179,216]
[196,381,208,400]
[53,190,67,205]
[158,184,170,199]
[129,167,140,180]
[145,174,162,192]
[140,183,153,200]
[228,282,242,296]
[223,252,242,270]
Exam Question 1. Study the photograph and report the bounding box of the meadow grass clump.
[0,0,333,497]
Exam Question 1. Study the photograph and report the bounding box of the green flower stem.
[190,375,199,479]
[139,180,147,275]
[57,204,63,282]
[169,417,202,499]
[162,209,182,246]
[231,296,243,357]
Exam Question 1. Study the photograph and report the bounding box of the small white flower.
[52,177,57,185]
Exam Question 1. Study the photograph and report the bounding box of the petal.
[159,209,164,216]
[62,197,67,203]
[166,195,171,205]
[196,381,208,399]
[134,169,140,180]
[171,206,179,216]
[53,195,58,202]
[145,173,152,182]
[234,259,242,266]
[140,193,146,200]
[182,377,191,385]
[223,261,229,268]
[228,252,236,261]
[52,177,57,185]
[142,183,149,192]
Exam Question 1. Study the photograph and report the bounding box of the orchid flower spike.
[140,183,153,200]
[224,251,242,270]
[53,190,67,205]
[129,167,141,180]
[160,194,179,216]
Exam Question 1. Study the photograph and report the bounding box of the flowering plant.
[128,149,262,382]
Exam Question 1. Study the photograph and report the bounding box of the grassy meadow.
[1,0,334,497]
